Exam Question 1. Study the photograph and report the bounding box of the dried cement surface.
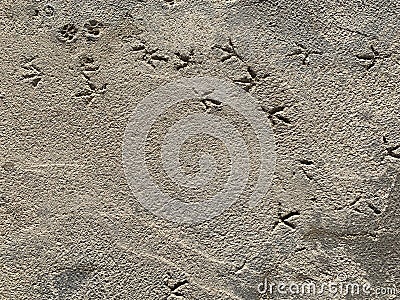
[1,0,399,299]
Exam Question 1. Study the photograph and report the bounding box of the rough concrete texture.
[1,0,399,299]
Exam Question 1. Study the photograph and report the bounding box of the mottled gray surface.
[1,0,399,299]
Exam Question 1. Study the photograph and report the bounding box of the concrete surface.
[1,0,399,299]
